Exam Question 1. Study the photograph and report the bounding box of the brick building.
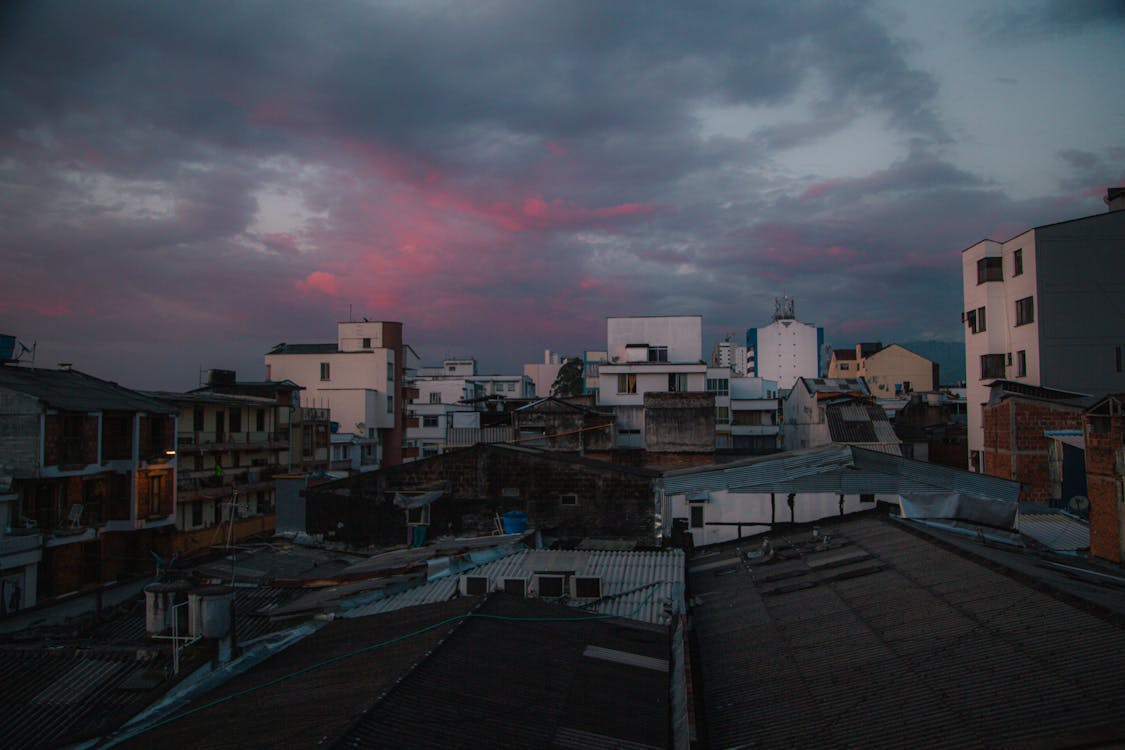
[302,443,659,547]
[981,380,1091,503]
[1085,394,1125,563]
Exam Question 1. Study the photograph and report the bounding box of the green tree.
[550,357,584,397]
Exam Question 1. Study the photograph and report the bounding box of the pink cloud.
[545,140,568,156]
[296,271,339,295]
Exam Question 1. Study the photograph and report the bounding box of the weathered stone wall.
[644,392,715,453]
[306,445,657,547]
[0,388,40,474]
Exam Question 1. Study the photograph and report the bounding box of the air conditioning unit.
[458,575,491,596]
[570,576,602,599]
[532,574,567,598]
[501,577,530,597]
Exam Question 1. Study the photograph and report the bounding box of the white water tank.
[188,586,235,639]
[144,580,192,636]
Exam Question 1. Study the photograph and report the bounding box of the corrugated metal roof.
[0,366,177,414]
[343,548,685,626]
[662,446,853,495]
[1019,509,1091,551]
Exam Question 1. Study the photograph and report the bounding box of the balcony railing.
[178,431,289,451]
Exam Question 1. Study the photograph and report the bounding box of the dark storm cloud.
[976,0,1125,40]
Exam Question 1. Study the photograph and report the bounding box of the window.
[690,505,704,529]
[229,408,242,433]
[193,407,205,432]
[1015,296,1034,326]
[191,500,203,527]
[647,346,668,362]
[559,493,577,506]
[429,392,442,404]
[256,409,265,432]
[1017,350,1027,377]
[1117,345,1122,373]
[1012,248,1023,276]
[617,373,637,394]
[668,373,688,392]
[423,415,439,428]
[362,337,371,348]
[319,362,330,381]
[977,256,1003,284]
[587,363,600,377]
[860,493,875,503]
[970,450,981,472]
[839,363,849,371]
[981,353,1005,379]
[715,406,729,423]
[506,382,515,392]
[967,306,986,334]
[387,394,394,414]
[387,362,394,383]
[706,377,729,395]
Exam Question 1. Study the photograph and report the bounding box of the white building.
[406,374,485,460]
[583,349,608,398]
[598,316,707,448]
[729,376,781,453]
[746,298,824,390]
[523,349,566,398]
[711,339,748,376]
[265,320,408,467]
[961,191,1125,471]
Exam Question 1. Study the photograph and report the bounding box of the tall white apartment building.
[711,339,748,376]
[746,298,824,390]
[598,316,707,447]
[961,190,1125,471]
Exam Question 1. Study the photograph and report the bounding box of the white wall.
[607,317,702,363]
[750,319,821,389]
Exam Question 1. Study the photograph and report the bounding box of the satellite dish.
[1067,495,1090,515]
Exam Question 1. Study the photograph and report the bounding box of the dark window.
[193,407,205,432]
[362,337,371,348]
[559,493,578,506]
[1117,345,1122,373]
[1015,297,1034,326]
[229,408,242,433]
[981,354,1005,379]
[256,409,265,432]
[1017,350,1027,377]
[423,415,439,428]
[970,450,981,472]
[860,493,875,503]
[977,256,1003,283]
[1013,248,1023,276]
[537,576,565,597]
[668,373,688,392]
[319,362,330,381]
[191,501,203,527]
[967,306,987,334]
[706,377,729,395]
[648,346,668,362]
[690,505,705,529]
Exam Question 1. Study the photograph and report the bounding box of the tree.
[550,357,584,397]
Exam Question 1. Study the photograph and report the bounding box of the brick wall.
[0,389,42,473]
[983,397,1084,503]
[1085,407,1124,563]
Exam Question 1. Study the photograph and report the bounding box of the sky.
[1,0,1123,390]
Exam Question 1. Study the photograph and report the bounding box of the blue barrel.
[501,511,528,534]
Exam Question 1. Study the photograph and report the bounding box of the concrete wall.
[607,317,702,363]
[748,318,821,389]
[644,392,715,453]
[863,345,938,395]
[0,388,41,474]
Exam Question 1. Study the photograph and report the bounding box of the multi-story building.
[827,343,938,396]
[961,190,1125,471]
[729,376,781,453]
[0,363,177,603]
[405,366,485,461]
[711,338,748,376]
[598,316,707,448]
[582,349,608,398]
[266,320,409,467]
[148,390,290,545]
[746,298,825,390]
[523,349,566,398]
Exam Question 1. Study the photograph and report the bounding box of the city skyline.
[2,1,1123,390]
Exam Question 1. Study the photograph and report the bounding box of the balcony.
[177,431,289,452]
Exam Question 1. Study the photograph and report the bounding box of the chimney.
[1105,187,1125,212]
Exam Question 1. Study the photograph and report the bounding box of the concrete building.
[828,342,938,396]
[0,364,178,603]
[582,349,608,398]
[711,338,748,376]
[523,349,566,398]
[598,316,707,448]
[405,371,484,461]
[961,190,1125,471]
[781,377,901,455]
[746,297,825,390]
[729,376,781,453]
[265,320,409,467]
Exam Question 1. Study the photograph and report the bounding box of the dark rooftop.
[120,595,671,750]
[267,342,340,355]
[0,365,176,414]
[689,515,1125,749]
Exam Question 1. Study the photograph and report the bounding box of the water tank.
[188,586,235,638]
[501,510,528,534]
[144,580,192,636]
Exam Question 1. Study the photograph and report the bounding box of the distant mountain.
[899,340,965,386]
